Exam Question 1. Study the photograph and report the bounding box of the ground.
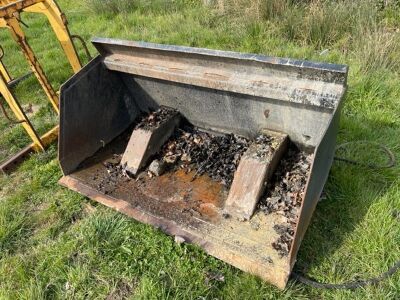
[0,0,399,299]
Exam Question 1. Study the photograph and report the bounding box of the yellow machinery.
[0,0,89,173]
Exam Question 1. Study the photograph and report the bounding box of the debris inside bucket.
[95,107,313,258]
[259,148,313,257]
[224,131,288,220]
[120,106,181,175]
[253,135,275,158]
[135,106,178,130]
[97,155,126,194]
[157,126,250,187]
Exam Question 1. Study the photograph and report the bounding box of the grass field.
[0,0,399,299]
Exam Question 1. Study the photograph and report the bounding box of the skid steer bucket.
[58,38,348,289]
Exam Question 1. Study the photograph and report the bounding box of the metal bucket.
[58,38,348,289]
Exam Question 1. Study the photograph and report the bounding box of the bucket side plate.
[59,56,141,174]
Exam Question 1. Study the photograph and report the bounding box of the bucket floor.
[59,133,292,288]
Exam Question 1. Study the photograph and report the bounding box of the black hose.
[334,141,396,169]
[292,261,400,289]
[292,141,398,289]
[7,72,33,88]
[71,35,92,61]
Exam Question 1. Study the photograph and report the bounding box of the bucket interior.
[59,38,348,288]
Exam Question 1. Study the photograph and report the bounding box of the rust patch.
[142,169,226,222]
[65,129,307,289]
[75,142,227,224]
[59,174,291,289]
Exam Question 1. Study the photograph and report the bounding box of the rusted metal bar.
[71,34,92,61]
[0,0,44,18]
[0,125,58,174]
[7,71,32,87]
[0,144,33,174]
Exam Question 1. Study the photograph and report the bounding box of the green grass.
[0,0,399,298]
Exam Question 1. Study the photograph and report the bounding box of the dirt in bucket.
[259,147,313,257]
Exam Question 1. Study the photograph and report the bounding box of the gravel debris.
[258,147,313,257]
[95,112,311,260]
[148,159,166,176]
[135,106,177,130]
[97,154,129,194]
[253,134,274,159]
[250,221,260,231]
[158,126,251,187]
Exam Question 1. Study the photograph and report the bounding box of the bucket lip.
[92,37,349,75]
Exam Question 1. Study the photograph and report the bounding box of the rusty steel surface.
[59,134,291,288]
[0,0,43,18]
[0,144,33,174]
[58,38,348,288]
[0,125,58,174]
[92,38,347,109]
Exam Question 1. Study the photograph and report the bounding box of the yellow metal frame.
[0,60,11,82]
[0,71,45,150]
[0,0,82,158]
